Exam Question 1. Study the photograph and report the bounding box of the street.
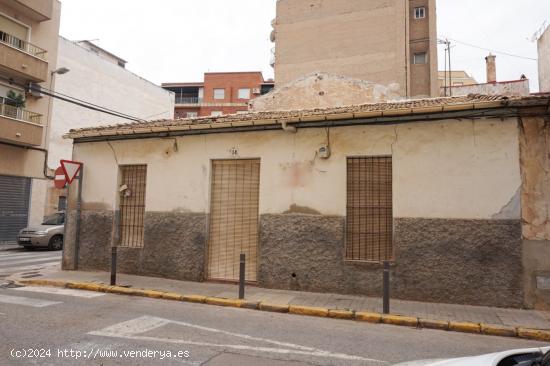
[0,248,61,280]
[0,283,547,365]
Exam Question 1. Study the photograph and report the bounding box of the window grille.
[346,156,393,262]
[118,165,147,248]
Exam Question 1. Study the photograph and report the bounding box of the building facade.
[44,37,175,216]
[437,70,478,90]
[439,56,530,97]
[62,94,550,309]
[0,0,61,243]
[272,0,438,97]
[162,72,274,119]
[538,25,550,92]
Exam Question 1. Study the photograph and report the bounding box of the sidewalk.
[9,266,550,331]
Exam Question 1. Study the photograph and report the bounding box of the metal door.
[0,175,31,243]
[208,159,260,282]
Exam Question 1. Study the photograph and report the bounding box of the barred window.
[346,156,393,262]
[118,165,147,248]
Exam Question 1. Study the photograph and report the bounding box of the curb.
[17,279,550,342]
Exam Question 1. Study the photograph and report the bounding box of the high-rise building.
[0,0,61,243]
[271,0,438,97]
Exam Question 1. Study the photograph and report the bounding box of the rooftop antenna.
[438,38,452,96]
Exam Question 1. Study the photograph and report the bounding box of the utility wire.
[446,38,538,61]
[37,84,146,122]
[1,75,146,122]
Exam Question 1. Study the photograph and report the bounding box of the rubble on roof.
[249,72,403,112]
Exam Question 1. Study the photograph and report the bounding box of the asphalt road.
[0,284,547,365]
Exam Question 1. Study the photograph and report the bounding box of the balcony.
[0,101,43,146]
[0,31,48,82]
[175,96,202,105]
[6,0,54,22]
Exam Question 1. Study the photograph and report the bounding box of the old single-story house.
[62,94,550,309]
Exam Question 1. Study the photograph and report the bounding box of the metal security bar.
[346,156,393,262]
[118,165,147,248]
[0,30,47,60]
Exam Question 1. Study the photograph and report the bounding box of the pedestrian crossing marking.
[0,256,62,267]
[0,261,60,276]
[0,294,61,307]
[14,286,105,298]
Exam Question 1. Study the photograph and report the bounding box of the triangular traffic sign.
[60,159,83,184]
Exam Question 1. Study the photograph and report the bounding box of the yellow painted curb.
[289,305,329,317]
[137,289,164,299]
[328,309,354,319]
[355,312,382,323]
[205,297,244,308]
[181,294,207,303]
[161,292,184,301]
[106,286,137,296]
[66,282,105,292]
[517,328,550,342]
[480,324,517,338]
[381,314,419,327]
[19,279,68,288]
[449,321,481,334]
[419,318,449,331]
[259,302,289,313]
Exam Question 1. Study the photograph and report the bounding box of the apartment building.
[43,37,174,216]
[272,0,438,97]
[0,0,61,243]
[162,72,274,118]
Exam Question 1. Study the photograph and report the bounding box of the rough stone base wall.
[64,211,524,307]
[258,214,523,308]
[63,210,207,282]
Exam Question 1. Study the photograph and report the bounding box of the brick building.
[162,72,274,118]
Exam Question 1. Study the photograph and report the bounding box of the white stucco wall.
[538,26,550,92]
[71,117,521,220]
[48,37,175,166]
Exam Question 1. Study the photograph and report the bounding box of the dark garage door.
[0,175,31,243]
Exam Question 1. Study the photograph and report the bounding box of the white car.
[395,347,550,366]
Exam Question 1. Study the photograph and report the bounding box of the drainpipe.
[280,121,297,133]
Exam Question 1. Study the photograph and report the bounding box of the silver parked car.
[17,212,64,250]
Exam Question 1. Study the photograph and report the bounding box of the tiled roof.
[64,94,548,139]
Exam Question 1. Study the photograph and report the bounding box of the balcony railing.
[0,31,47,60]
[175,96,202,104]
[0,101,43,124]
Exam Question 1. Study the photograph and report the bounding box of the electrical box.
[318,145,331,159]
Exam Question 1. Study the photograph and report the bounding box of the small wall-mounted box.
[318,145,331,159]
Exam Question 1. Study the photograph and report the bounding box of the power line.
[1,75,146,122]
[446,38,538,61]
[29,84,145,122]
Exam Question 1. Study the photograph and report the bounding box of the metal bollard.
[238,253,246,299]
[111,246,117,286]
[383,261,390,314]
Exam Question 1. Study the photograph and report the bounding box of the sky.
[59,0,548,91]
